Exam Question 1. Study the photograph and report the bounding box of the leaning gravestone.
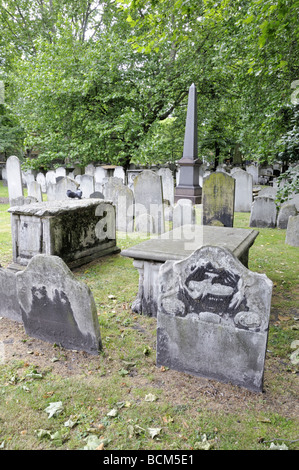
[249,196,277,228]
[134,170,165,234]
[6,155,24,203]
[157,245,273,392]
[16,255,102,355]
[202,172,235,227]
[232,169,253,212]
[285,215,299,247]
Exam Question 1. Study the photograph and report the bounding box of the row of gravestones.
[5,156,299,245]
[0,244,273,393]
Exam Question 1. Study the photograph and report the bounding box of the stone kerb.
[16,255,102,355]
[157,245,273,393]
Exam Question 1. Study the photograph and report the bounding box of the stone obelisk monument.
[174,83,202,204]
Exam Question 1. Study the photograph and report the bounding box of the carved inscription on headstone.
[157,246,273,392]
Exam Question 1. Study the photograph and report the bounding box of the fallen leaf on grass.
[148,427,162,439]
[193,434,215,450]
[107,408,118,417]
[45,401,64,419]
[145,393,157,402]
[83,434,109,450]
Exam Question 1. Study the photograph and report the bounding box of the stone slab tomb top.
[8,198,113,217]
[121,225,258,265]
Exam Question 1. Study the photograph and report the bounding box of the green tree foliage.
[0,0,298,169]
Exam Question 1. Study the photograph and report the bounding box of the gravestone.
[134,170,165,234]
[104,177,134,232]
[90,191,104,199]
[46,170,56,187]
[10,195,38,207]
[114,166,126,183]
[80,174,95,198]
[36,172,47,193]
[47,176,79,201]
[246,164,259,185]
[22,170,35,188]
[232,169,253,212]
[16,255,102,355]
[249,196,277,228]
[258,186,277,199]
[285,215,299,247]
[157,245,273,392]
[135,212,155,235]
[28,181,43,202]
[202,172,235,227]
[173,199,196,229]
[55,167,66,178]
[158,168,175,207]
[6,155,24,203]
[0,268,22,322]
[94,166,106,192]
[277,203,298,229]
[85,163,96,176]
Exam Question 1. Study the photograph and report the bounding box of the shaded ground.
[1,313,298,423]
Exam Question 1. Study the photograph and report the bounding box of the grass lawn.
[0,181,298,451]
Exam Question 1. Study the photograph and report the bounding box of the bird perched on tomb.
[66,189,83,199]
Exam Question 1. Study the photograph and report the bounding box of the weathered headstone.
[80,174,95,198]
[85,163,96,176]
[16,255,102,355]
[46,170,57,187]
[277,203,298,229]
[104,178,134,232]
[285,215,299,247]
[6,156,24,203]
[246,164,259,185]
[202,172,235,227]
[173,199,196,229]
[55,167,66,178]
[135,212,155,235]
[134,170,165,234]
[28,181,43,202]
[258,186,277,199]
[47,176,79,201]
[94,166,106,190]
[157,245,273,392]
[0,268,22,322]
[157,168,175,207]
[36,172,47,193]
[232,169,253,212]
[22,170,35,188]
[114,166,126,183]
[249,196,277,228]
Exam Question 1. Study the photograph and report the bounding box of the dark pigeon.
[66,189,83,199]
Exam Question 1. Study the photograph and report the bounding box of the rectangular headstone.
[6,156,24,203]
[80,174,95,198]
[0,268,22,322]
[16,255,102,355]
[202,172,235,227]
[232,169,253,212]
[157,245,273,392]
[134,170,165,234]
[249,196,277,228]
[104,177,134,232]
